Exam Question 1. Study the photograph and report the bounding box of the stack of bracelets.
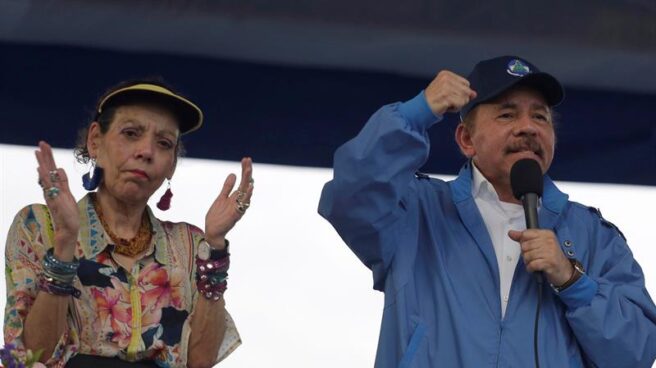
[195,248,230,302]
[40,248,81,298]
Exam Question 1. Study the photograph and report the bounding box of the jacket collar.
[450,160,568,214]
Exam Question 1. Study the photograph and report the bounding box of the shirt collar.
[451,159,569,215]
[77,193,169,265]
[471,161,499,202]
[471,162,525,217]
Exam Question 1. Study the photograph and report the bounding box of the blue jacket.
[318,92,656,368]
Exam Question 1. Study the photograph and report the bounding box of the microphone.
[510,158,544,282]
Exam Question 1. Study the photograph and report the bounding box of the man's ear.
[455,123,476,158]
[87,122,102,158]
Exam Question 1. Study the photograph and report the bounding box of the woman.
[4,80,252,367]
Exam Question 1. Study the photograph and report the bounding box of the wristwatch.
[197,239,230,261]
[551,258,585,293]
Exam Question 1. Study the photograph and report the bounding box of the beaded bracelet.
[195,254,230,301]
[38,276,81,298]
[197,280,228,301]
[196,272,228,287]
[42,267,76,284]
[195,258,230,275]
[196,281,228,301]
[42,248,79,274]
[41,248,79,287]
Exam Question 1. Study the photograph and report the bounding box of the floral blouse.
[4,194,241,367]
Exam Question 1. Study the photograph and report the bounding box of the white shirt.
[471,164,526,318]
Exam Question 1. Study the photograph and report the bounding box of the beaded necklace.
[91,194,152,257]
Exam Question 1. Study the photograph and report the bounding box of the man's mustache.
[505,138,543,157]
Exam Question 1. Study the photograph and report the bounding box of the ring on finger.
[49,170,60,183]
[236,190,245,201]
[45,187,60,199]
[38,178,45,188]
[235,198,250,214]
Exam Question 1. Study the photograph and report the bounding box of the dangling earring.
[82,159,104,191]
[157,180,173,211]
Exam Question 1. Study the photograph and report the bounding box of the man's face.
[457,86,556,188]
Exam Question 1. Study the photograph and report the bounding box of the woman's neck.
[94,189,147,238]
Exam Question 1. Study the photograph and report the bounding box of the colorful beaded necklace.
[91,194,152,257]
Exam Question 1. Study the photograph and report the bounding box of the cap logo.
[507,59,531,77]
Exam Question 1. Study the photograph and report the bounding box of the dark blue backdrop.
[1,42,655,185]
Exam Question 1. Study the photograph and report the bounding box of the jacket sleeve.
[559,214,656,368]
[318,91,440,290]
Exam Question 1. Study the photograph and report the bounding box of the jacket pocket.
[398,322,427,368]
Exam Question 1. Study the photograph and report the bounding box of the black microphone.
[511,158,546,368]
[510,158,544,282]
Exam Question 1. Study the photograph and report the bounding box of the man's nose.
[513,114,538,136]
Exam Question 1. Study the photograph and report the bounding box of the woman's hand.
[35,141,80,261]
[204,157,254,248]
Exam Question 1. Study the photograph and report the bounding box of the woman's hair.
[74,78,187,164]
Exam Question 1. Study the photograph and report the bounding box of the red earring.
[157,180,173,211]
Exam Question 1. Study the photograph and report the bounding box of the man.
[318,56,656,367]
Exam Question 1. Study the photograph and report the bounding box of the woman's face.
[88,104,180,205]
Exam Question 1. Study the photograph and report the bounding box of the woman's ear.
[87,122,102,158]
[455,123,476,158]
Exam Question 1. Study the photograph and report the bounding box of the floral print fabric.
[4,194,240,367]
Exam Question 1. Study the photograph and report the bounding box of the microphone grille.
[510,158,544,200]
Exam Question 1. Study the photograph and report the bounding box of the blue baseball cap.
[460,56,564,120]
